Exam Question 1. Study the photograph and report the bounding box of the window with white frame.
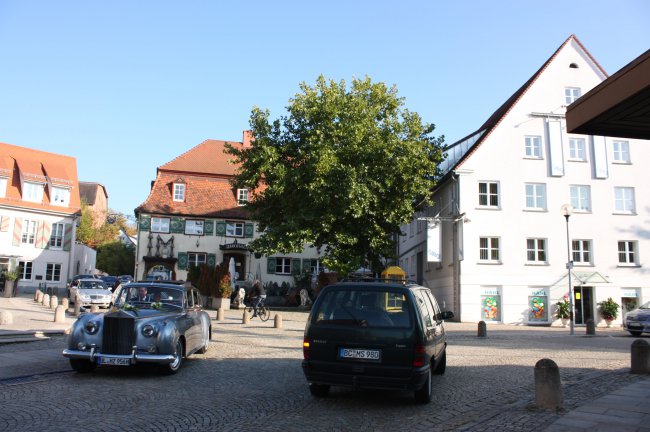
[618,241,638,265]
[237,188,249,206]
[49,223,64,249]
[173,183,185,202]
[570,185,591,212]
[565,87,581,104]
[478,182,499,208]
[614,187,635,214]
[572,240,592,264]
[151,217,170,233]
[185,220,204,235]
[22,182,44,203]
[51,187,70,206]
[18,261,33,280]
[21,219,37,244]
[612,141,630,163]
[46,263,62,282]
[307,259,322,274]
[524,136,542,159]
[479,237,500,262]
[568,138,587,161]
[187,253,206,268]
[526,238,547,263]
[275,257,292,274]
[226,221,244,237]
[525,183,546,210]
[0,177,7,198]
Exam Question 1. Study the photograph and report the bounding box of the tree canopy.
[226,76,444,274]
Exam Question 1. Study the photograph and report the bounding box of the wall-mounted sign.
[427,224,441,262]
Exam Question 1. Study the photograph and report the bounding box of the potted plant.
[2,268,19,298]
[598,297,620,327]
[212,274,233,310]
[555,296,571,327]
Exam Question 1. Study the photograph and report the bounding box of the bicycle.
[247,297,270,322]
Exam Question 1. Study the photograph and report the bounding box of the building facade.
[399,35,649,327]
[0,142,81,295]
[79,181,108,228]
[134,132,322,290]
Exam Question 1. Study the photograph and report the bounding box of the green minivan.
[302,280,453,403]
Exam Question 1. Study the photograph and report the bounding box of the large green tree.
[226,76,444,274]
[96,241,135,276]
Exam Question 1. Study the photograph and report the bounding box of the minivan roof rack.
[339,277,418,285]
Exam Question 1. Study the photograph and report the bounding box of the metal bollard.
[54,305,66,323]
[630,339,650,374]
[274,314,283,329]
[586,319,596,335]
[534,358,563,410]
[478,321,487,338]
[217,308,224,321]
[242,311,249,324]
[50,295,58,310]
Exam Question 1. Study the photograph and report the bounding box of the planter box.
[211,297,230,310]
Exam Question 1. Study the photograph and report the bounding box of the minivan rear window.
[312,288,411,328]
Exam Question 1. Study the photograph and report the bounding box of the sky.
[1,1,648,217]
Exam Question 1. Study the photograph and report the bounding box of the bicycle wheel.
[246,306,255,320]
[259,305,270,322]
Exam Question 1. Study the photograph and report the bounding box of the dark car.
[118,275,134,284]
[100,275,120,290]
[302,280,453,403]
[623,301,650,336]
[63,281,211,374]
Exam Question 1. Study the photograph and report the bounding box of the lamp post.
[561,204,575,335]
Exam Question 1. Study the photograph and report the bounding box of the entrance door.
[223,254,246,281]
[574,286,594,325]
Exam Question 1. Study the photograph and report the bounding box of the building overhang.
[566,49,650,140]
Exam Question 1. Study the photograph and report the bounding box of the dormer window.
[173,183,185,202]
[237,188,249,206]
[22,181,44,203]
[51,186,70,207]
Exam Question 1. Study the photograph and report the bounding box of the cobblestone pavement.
[0,310,647,432]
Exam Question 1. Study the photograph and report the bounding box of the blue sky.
[1,1,648,216]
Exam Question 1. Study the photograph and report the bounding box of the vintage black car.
[63,281,211,374]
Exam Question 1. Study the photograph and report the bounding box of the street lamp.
[561,204,575,335]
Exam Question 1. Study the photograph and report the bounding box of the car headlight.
[142,324,157,337]
[84,321,99,334]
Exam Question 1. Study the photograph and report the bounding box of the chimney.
[243,130,254,148]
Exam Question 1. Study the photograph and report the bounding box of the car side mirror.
[441,311,454,320]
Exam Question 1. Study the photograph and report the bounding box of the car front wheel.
[70,359,96,373]
[161,339,184,375]
[628,330,642,337]
[309,383,330,397]
[433,349,447,375]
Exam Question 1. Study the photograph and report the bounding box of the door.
[574,286,594,325]
[223,254,246,281]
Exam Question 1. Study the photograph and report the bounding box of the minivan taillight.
[303,338,310,360]
[413,344,426,367]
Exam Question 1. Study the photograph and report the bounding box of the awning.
[219,239,250,251]
[572,271,610,284]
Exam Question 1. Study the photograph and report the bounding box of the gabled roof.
[159,139,247,177]
[439,35,607,178]
[0,141,81,214]
[79,182,108,205]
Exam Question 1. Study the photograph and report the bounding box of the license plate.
[98,356,131,366]
[339,348,381,362]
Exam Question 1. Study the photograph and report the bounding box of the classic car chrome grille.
[103,315,135,355]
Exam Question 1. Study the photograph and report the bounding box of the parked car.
[67,274,98,288]
[623,300,650,336]
[100,275,120,290]
[68,279,113,308]
[118,275,134,284]
[302,279,453,403]
[63,281,211,374]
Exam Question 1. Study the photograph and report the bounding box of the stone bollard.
[36,290,44,303]
[42,293,50,307]
[0,310,14,325]
[50,295,58,310]
[274,314,283,329]
[61,298,69,310]
[630,339,650,374]
[242,311,249,324]
[217,308,224,321]
[90,305,99,313]
[54,305,66,323]
[478,321,487,338]
[534,358,563,410]
[586,319,596,335]
[34,290,40,301]
[74,303,82,317]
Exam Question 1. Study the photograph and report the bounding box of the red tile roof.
[0,142,81,215]
[136,133,253,218]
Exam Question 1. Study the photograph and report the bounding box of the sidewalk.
[0,293,73,339]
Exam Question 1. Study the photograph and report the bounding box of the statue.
[233,287,246,309]
[300,289,310,307]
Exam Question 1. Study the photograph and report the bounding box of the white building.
[399,35,649,327]
[0,142,82,296]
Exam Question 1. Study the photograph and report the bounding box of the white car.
[69,279,113,308]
